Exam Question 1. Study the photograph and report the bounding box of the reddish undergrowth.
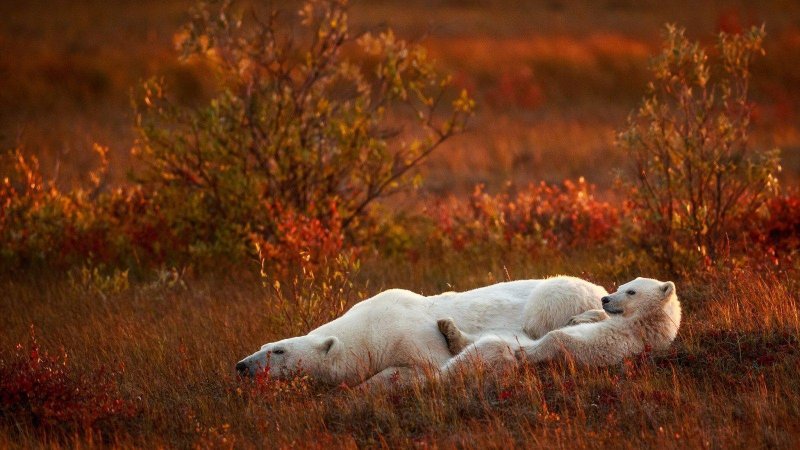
[0,326,137,441]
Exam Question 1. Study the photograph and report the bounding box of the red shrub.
[750,192,800,266]
[252,200,352,279]
[431,178,620,255]
[0,150,352,275]
[0,151,181,270]
[0,326,136,436]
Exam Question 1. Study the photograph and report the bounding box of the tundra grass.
[1,258,798,449]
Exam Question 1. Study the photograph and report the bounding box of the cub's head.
[602,277,679,320]
[235,335,339,379]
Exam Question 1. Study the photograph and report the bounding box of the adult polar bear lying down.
[236,276,607,387]
[438,277,682,377]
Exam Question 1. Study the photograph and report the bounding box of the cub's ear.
[660,281,675,298]
[319,336,339,355]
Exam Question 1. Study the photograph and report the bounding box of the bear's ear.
[319,336,339,355]
[660,281,675,298]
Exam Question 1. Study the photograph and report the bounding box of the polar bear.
[235,276,607,387]
[439,277,682,377]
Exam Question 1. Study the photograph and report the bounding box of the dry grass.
[1,260,798,448]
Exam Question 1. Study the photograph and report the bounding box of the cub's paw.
[567,309,609,326]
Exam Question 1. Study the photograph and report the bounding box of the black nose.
[236,361,249,375]
[601,296,610,305]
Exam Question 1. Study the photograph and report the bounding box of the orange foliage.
[253,200,350,280]
[0,151,182,270]
[432,178,620,255]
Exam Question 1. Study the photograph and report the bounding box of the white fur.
[441,277,682,377]
[522,277,608,338]
[236,276,606,387]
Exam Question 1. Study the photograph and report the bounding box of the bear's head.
[601,277,682,349]
[236,334,340,380]
[601,277,680,320]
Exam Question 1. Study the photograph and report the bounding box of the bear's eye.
[272,349,285,355]
[626,290,636,295]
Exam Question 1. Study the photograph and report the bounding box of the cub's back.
[523,276,607,338]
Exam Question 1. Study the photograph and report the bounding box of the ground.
[1,259,798,448]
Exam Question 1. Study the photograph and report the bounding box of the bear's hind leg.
[437,318,475,355]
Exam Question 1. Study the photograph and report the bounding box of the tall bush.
[617,25,780,272]
[133,0,473,261]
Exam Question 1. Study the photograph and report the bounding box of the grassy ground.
[1,256,799,448]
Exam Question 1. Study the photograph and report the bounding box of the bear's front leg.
[355,366,428,390]
[517,331,577,363]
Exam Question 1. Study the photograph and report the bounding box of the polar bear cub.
[440,277,682,375]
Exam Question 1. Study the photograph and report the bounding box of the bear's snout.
[236,361,250,376]
[601,296,610,305]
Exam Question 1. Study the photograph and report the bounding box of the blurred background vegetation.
[2,0,799,277]
[2,0,799,192]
